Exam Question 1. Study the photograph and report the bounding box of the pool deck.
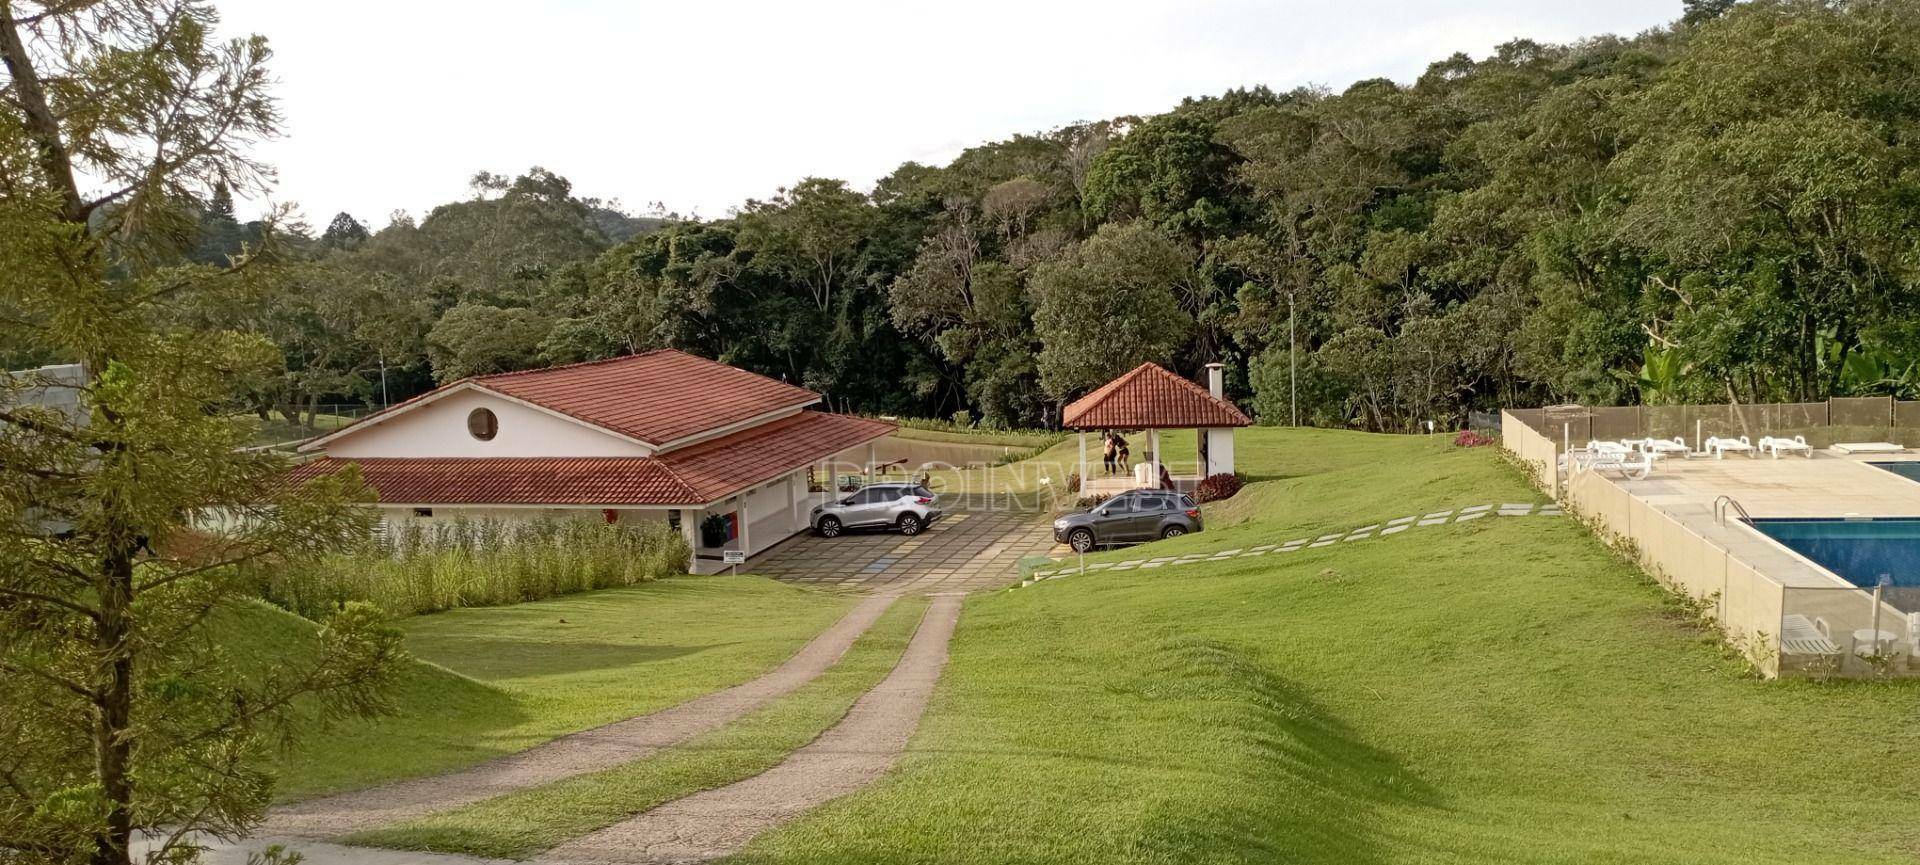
[1620,452,1920,589]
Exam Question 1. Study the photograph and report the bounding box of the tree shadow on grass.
[415,638,729,680]
[272,638,537,801]
[1121,636,1444,865]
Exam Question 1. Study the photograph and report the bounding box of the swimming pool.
[1747,517,1920,588]
[1871,461,1920,484]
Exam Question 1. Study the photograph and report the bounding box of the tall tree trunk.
[0,4,88,222]
[90,546,137,865]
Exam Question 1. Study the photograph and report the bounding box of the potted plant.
[699,513,730,548]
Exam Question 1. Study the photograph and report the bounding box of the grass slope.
[890,425,1062,450]
[1090,428,1541,560]
[345,597,932,859]
[271,576,854,800]
[739,429,1920,865]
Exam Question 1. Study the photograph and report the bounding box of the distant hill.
[587,207,670,243]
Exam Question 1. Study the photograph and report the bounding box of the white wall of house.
[683,468,814,569]
[1202,428,1236,477]
[326,388,652,458]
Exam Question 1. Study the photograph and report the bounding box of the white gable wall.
[324,388,652,458]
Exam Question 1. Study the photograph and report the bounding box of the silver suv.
[812,482,942,538]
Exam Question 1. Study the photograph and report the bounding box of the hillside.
[740,429,1920,864]
[238,578,854,801]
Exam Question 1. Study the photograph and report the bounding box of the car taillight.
[916,497,934,504]
[1185,509,1201,518]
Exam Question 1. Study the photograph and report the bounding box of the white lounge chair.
[1780,614,1842,661]
[1583,448,1654,480]
[1703,435,1755,459]
[1758,435,1813,459]
[1586,440,1632,456]
[1634,437,1691,459]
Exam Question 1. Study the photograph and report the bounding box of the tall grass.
[256,518,690,620]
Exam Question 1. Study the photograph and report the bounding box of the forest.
[26,0,1920,432]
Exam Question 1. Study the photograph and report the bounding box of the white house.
[288,350,895,571]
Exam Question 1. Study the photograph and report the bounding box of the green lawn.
[344,597,931,858]
[922,438,1083,497]
[269,576,854,800]
[889,423,1063,450]
[917,425,1445,502]
[1080,427,1536,561]
[241,412,360,447]
[735,428,1920,865]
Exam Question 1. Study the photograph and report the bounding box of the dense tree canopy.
[121,0,1920,431]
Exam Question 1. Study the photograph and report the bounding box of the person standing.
[1114,432,1131,477]
[1101,432,1118,477]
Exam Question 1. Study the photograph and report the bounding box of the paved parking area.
[749,505,1059,594]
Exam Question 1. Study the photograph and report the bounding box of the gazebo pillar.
[1148,428,1161,489]
[1077,431,1087,492]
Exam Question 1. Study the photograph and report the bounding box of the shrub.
[1193,473,1245,503]
[1454,430,1495,448]
[1074,493,1112,509]
[253,517,690,620]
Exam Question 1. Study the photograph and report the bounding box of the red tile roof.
[1062,363,1252,430]
[285,411,895,506]
[283,456,699,506]
[477,350,818,445]
[306,349,819,450]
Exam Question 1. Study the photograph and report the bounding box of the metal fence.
[1507,397,1920,449]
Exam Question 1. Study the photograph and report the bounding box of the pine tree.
[320,211,371,249]
[0,4,403,863]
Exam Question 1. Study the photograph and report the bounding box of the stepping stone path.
[1019,502,1563,587]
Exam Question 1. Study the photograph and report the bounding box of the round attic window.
[467,407,498,441]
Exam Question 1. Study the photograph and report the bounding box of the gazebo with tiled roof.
[1063,362,1252,495]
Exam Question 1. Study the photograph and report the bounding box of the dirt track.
[543,593,964,864]
[264,593,902,838]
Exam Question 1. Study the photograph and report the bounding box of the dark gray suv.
[1053,490,1202,552]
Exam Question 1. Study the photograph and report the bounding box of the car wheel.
[1069,528,1095,553]
[1161,525,1187,540]
[817,516,843,538]
[897,513,923,536]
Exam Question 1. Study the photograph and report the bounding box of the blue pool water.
[1748,518,1920,588]
[1872,461,1920,484]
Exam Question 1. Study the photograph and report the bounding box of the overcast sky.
[215,0,1683,229]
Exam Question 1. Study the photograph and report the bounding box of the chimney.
[1205,363,1224,399]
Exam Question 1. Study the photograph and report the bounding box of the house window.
[413,507,433,518]
[467,407,498,441]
